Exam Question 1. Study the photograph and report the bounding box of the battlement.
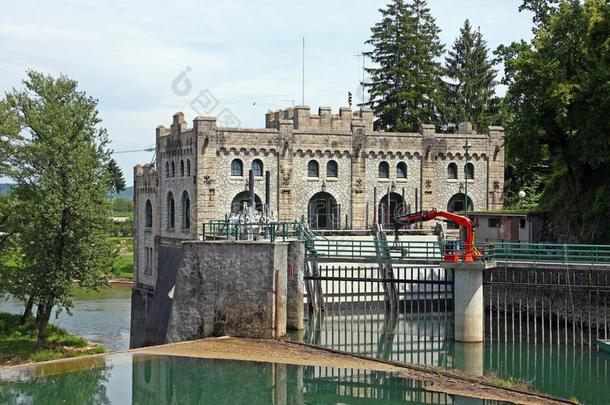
[265,106,374,132]
[134,163,156,178]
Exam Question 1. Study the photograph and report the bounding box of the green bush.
[109,219,133,237]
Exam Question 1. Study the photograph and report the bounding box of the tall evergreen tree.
[443,20,500,133]
[363,0,444,132]
[106,158,126,198]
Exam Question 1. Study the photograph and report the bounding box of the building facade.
[132,106,504,287]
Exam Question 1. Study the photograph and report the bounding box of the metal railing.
[202,221,298,242]
[479,241,610,265]
[305,239,444,261]
[306,239,610,265]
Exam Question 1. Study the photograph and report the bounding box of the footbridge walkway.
[304,238,610,270]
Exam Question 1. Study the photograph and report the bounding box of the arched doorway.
[447,193,474,212]
[308,192,338,229]
[378,192,408,226]
[230,191,263,214]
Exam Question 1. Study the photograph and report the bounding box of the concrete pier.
[443,262,485,343]
[452,342,484,376]
[286,241,305,330]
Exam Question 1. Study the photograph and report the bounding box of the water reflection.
[0,354,514,405]
[300,311,610,404]
[0,356,111,404]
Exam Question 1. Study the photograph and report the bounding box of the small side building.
[467,211,545,243]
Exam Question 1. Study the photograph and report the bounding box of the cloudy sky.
[0,1,534,184]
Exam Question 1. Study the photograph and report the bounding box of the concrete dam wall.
[130,240,305,348]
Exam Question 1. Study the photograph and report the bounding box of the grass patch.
[115,254,133,277]
[0,312,105,366]
[111,211,133,220]
[110,237,133,277]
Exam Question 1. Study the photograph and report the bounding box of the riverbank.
[0,313,105,366]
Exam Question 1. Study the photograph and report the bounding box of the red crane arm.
[394,209,475,246]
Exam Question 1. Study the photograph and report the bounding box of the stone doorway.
[308,192,338,230]
[378,192,408,227]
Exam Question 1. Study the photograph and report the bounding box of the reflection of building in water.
[131,355,507,404]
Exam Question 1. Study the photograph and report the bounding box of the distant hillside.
[115,187,133,200]
[1,183,133,200]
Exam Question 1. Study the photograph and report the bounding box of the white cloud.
[0,0,534,184]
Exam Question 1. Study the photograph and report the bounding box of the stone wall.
[215,146,279,219]
[166,241,289,342]
[433,154,487,211]
[292,152,352,227]
[364,152,422,224]
[133,164,157,287]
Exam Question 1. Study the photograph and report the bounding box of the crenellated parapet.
[265,106,374,133]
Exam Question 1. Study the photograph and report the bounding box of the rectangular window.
[488,218,501,228]
[520,219,526,229]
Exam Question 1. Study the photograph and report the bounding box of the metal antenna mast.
[301,37,305,105]
[354,53,366,103]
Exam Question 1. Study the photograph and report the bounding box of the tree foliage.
[364,0,444,132]
[443,19,501,133]
[500,0,610,242]
[106,158,126,196]
[0,71,116,345]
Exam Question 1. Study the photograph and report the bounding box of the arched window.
[465,163,474,179]
[186,159,191,176]
[165,162,169,178]
[231,159,243,176]
[396,162,407,178]
[378,161,389,178]
[252,159,263,177]
[181,191,190,229]
[167,193,175,229]
[326,160,338,177]
[448,163,457,179]
[180,160,184,176]
[308,160,319,177]
[145,200,153,228]
[171,161,175,177]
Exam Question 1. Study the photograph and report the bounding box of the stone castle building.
[132,106,504,288]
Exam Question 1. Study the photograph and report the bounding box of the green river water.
[1,286,608,403]
[0,354,514,404]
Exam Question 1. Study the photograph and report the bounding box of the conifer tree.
[443,19,500,133]
[363,0,444,132]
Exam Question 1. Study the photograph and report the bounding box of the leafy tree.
[442,19,501,133]
[1,70,116,345]
[0,99,21,178]
[106,158,126,197]
[363,0,444,132]
[519,0,562,31]
[500,0,610,242]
